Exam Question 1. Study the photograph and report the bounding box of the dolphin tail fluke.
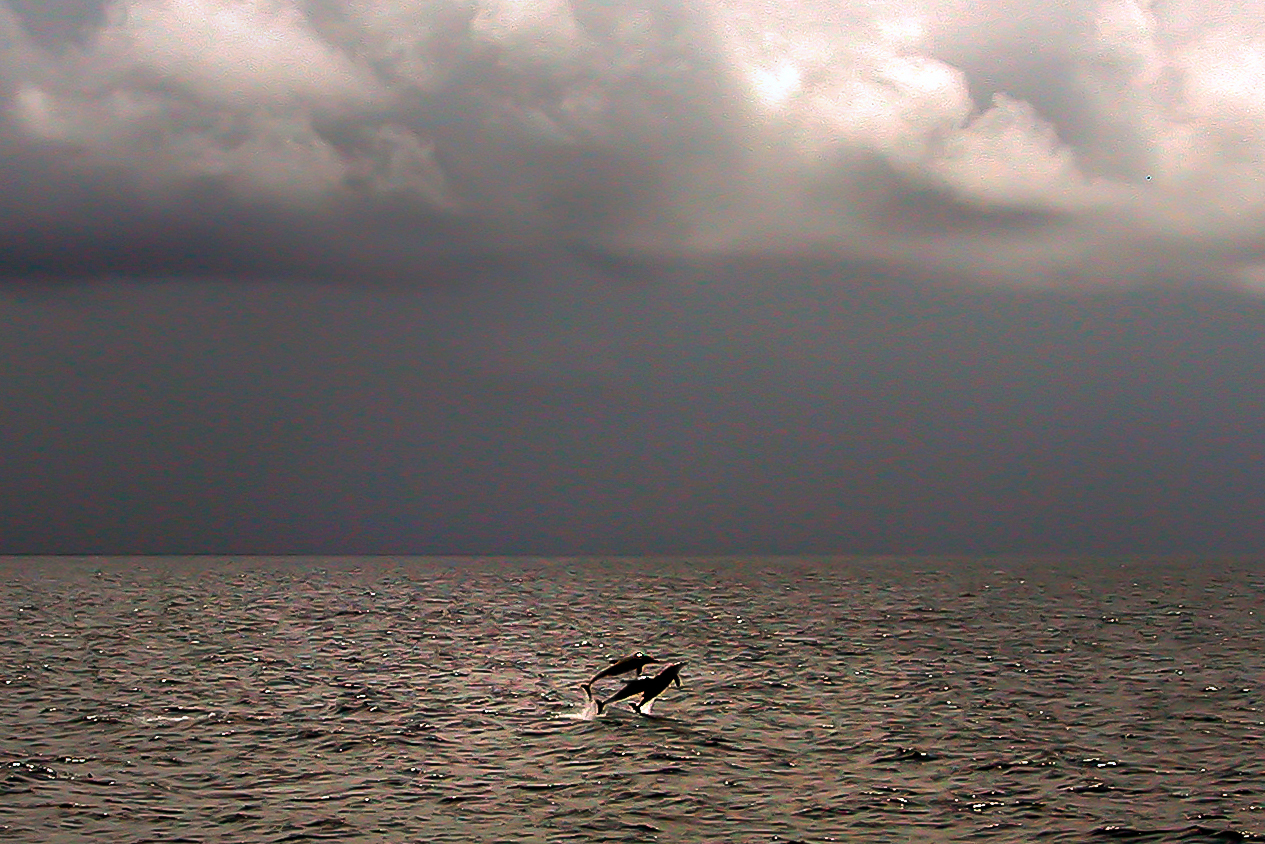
[581,683,592,699]
[595,699,604,714]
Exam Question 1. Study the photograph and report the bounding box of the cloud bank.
[5,0,1265,289]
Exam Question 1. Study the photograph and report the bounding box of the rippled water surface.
[2,556,1263,843]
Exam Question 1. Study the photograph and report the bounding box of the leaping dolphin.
[597,662,684,714]
[581,652,658,698]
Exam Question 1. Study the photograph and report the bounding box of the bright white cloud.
[934,94,1087,208]
[4,0,1265,289]
[100,0,381,107]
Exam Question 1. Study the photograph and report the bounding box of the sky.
[3,0,1265,555]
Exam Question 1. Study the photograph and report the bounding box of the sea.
[1,555,1262,843]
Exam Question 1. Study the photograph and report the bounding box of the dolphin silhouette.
[597,662,684,714]
[581,652,658,698]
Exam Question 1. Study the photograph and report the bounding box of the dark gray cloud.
[4,264,1265,554]
[4,0,107,47]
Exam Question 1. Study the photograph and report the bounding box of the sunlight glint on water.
[0,556,1262,843]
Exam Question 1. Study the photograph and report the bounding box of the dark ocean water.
[1,556,1262,843]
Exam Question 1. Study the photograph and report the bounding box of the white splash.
[562,697,598,720]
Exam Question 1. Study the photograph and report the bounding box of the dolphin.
[597,662,684,714]
[581,652,658,698]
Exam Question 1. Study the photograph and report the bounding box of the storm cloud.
[5,1,1265,555]
[4,0,1265,289]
